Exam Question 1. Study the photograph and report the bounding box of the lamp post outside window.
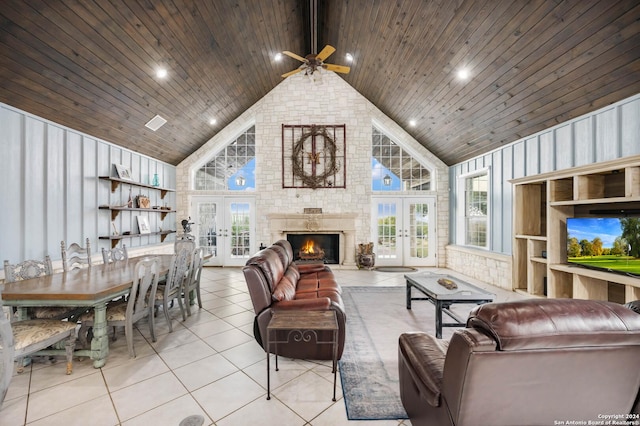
[383,174,392,186]
[235,175,246,187]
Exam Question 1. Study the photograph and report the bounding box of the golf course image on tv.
[566,217,640,277]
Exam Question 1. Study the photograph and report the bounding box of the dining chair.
[182,247,205,317]
[154,248,192,332]
[102,245,128,264]
[0,293,76,408]
[78,257,160,357]
[3,257,72,321]
[61,238,92,271]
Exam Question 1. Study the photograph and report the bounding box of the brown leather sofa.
[242,240,346,360]
[398,298,640,426]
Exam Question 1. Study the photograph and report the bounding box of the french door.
[191,196,255,266]
[372,196,436,266]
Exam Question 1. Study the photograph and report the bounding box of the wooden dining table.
[0,254,174,368]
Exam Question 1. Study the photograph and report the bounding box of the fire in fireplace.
[287,234,339,264]
[299,239,325,260]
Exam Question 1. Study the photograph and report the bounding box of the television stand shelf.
[511,154,640,304]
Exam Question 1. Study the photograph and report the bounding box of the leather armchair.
[398,298,640,425]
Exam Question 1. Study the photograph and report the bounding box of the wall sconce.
[235,175,246,187]
[383,174,392,186]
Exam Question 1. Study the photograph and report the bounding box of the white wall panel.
[46,125,65,258]
[0,109,24,263]
[574,117,594,166]
[66,132,84,246]
[621,99,640,157]
[595,107,618,162]
[555,124,573,169]
[82,137,98,249]
[491,151,503,252]
[512,141,526,179]
[24,117,46,260]
[539,131,554,173]
[525,137,539,175]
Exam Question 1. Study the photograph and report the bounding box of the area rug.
[338,286,472,420]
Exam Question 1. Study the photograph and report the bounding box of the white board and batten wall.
[0,103,177,273]
[449,92,640,257]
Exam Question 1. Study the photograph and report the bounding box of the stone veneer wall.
[176,71,449,267]
[445,245,513,291]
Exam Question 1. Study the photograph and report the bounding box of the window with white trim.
[194,126,255,191]
[371,127,432,191]
[460,171,489,248]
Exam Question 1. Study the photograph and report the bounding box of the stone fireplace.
[266,213,357,266]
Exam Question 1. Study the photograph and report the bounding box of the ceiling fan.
[280,0,350,78]
[281,45,350,78]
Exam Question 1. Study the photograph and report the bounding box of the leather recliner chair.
[398,298,640,426]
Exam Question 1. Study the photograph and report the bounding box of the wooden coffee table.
[266,310,338,401]
[405,272,495,338]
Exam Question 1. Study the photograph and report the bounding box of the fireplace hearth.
[287,234,339,264]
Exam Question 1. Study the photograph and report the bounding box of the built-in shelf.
[511,155,640,304]
[99,230,176,249]
[99,176,175,199]
[99,206,176,221]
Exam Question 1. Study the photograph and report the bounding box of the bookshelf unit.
[511,155,640,304]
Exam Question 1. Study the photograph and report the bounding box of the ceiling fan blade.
[323,63,351,74]
[316,45,336,62]
[281,68,304,78]
[283,50,307,62]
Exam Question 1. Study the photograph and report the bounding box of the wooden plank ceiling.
[1,0,639,166]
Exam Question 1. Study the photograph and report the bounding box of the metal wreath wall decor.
[282,124,346,189]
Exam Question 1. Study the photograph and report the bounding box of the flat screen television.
[566,217,640,277]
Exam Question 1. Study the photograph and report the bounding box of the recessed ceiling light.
[457,69,470,80]
[345,53,354,62]
[274,53,283,62]
[156,68,168,79]
[209,118,217,126]
[409,119,417,127]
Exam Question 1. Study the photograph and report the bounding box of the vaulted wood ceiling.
[1,1,639,166]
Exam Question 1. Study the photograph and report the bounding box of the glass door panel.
[224,199,254,266]
[373,199,402,266]
[372,197,436,266]
[192,196,255,267]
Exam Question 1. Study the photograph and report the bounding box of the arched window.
[194,126,255,191]
[371,127,432,191]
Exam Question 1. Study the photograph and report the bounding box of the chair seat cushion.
[79,300,131,322]
[11,320,76,350]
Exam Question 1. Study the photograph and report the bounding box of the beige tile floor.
[1,266,523,426]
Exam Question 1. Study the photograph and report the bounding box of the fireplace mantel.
[267,213,357,266]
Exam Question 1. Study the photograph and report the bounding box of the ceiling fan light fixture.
[274,53,283,62]
[145,114,167,131]
[345,53,354,62]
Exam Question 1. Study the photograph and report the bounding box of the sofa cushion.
[272,276,296,301]
[246,248,285,292]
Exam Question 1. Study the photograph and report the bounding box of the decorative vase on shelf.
[152,173,159,187]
